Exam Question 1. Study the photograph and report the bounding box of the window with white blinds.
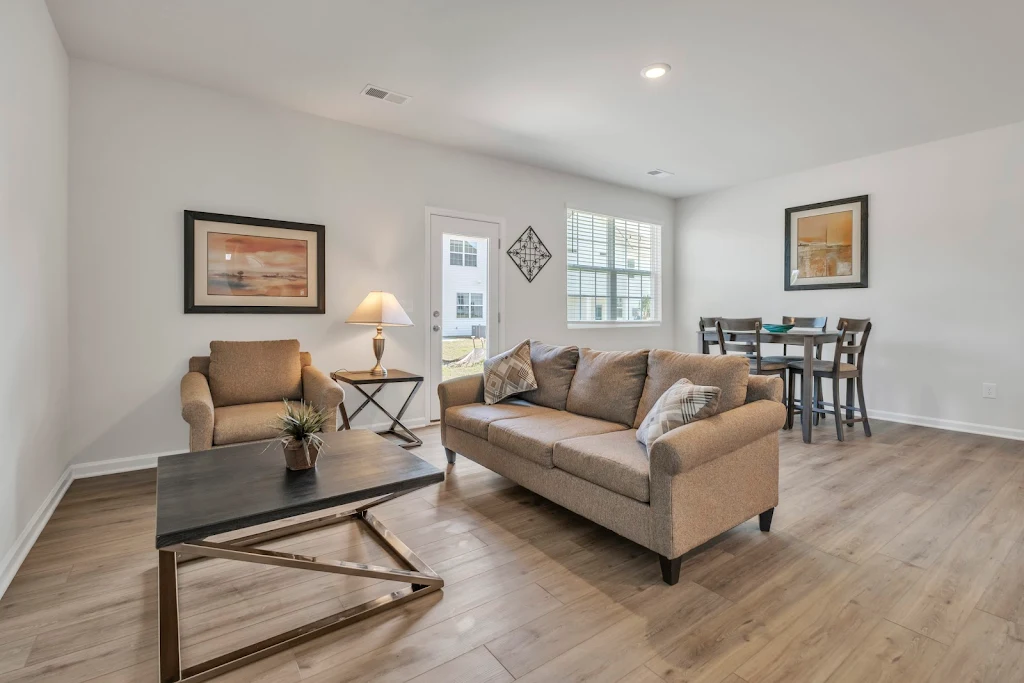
[567,209,661,324]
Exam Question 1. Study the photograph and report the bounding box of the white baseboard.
[872,409,1024,442]
[70,449,181,479]
[0,467,73,598]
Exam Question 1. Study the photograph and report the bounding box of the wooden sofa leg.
[444,448,456,465]
[659,555,682,585]
[759,508,774,532]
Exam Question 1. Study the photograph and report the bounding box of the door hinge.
[497,312,501,323]
[498,238,501,249]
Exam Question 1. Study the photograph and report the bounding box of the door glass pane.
[442,233,488,381]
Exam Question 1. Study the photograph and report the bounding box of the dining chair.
[715,318,788,380]
[786,318,872,441]
[699,316,722,352]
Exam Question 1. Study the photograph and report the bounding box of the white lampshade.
[346,291,413,327]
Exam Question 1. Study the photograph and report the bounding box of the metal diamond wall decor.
[507,226,551,283]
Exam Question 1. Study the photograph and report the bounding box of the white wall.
[675,121,1024,437]
[68,60,674,465]
[0,0,70,576]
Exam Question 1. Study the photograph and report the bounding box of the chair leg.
[786,371,796,430]
[444,448,456,465]
[814,377,823,426]
[857,377,872,437]
[659,555,682,585]
[845,378,855,426]
[832,378,844,441]
[339,403,351,431]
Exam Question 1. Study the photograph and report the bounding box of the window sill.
[567,321,662,329]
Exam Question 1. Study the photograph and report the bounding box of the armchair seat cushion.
[488,412,626,468]
[445,399,557,440]
[213,401,284,446]
[553,430,651,502]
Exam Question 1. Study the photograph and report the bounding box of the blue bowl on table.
[762,324,795,333]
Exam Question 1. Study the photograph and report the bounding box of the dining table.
[697,328,841,444]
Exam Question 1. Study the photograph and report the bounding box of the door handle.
[432,325,440,332]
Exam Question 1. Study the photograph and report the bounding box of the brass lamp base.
[370,325,387,376]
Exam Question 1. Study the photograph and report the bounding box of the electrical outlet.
[982,383,997,399]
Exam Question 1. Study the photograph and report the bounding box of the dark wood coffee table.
[155,429,445,683]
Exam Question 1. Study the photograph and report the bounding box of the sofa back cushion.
[519,342,579,410]
[566,348,649,426]
[208,339,303,407]
[633,350,749,428]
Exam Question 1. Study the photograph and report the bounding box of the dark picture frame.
[184,210,326,314]
[784,195,868,291]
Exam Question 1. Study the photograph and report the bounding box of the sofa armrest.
[745,375,784,404]
[181,371,214,451]
[438,374,485,444]
[302,366,345,432]
[650,400,787,476]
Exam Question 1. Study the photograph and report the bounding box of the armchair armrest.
[650,400,787,476]
[438,374,484,444]
[181,371,214,451]
[302,366,345,432]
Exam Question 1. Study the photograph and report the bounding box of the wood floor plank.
[928,609,1024,682]
[887,474,1024,644]
[822,619,946,683]
[406,646,512,683]
[881,455,1018,568]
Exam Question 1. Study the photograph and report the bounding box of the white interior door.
[427,210,502,421]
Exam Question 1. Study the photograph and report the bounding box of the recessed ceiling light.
[641,63,671,79]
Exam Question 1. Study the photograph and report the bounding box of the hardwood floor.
[1,421,1023,682]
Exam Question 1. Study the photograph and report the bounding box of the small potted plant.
[276,400,330,470]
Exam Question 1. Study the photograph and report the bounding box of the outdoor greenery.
[443,337,486,380]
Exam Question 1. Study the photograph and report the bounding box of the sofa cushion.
[633,350,750,428]
[489,412,627,468]
[483,339,538,404]
[445,399,557,440]
[565,348,649,426]
[208,340,302,408]
[519,342,579,411]
[213,401,284,445]
[553,430,651,503]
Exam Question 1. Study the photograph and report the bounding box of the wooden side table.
[331,369,424,448]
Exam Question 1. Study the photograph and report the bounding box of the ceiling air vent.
[361,84,412,105]
[647,169,674,178]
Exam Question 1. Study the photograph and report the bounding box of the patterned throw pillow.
[483,339,538,405]
[636,378,721,453]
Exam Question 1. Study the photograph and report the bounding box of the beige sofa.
[181,339,345,452]
[438,343,787,584]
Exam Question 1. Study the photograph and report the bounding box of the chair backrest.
[716,317,766,371]
[782,316,827,354]
[831,318,872,371]
[699,316,722,347]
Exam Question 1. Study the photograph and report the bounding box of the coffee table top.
[155,429,443,548]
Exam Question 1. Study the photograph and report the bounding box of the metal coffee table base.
[157,492,443,682]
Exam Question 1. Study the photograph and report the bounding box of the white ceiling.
[46,0,1024,197]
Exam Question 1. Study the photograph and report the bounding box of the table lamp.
[346,291,413,376]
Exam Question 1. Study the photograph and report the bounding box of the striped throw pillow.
[637,378,721,453]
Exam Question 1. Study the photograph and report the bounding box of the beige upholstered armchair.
[180,339,347,452]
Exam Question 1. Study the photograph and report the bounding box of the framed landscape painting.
[784,195,868,291]
[184,211,325,313]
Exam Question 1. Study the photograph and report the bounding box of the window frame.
[456,291,484,320]
[566,208,662,328]
[449,238,478,267]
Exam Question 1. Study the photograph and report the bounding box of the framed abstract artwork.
[784,195,868,291]
[184,210,326,313]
